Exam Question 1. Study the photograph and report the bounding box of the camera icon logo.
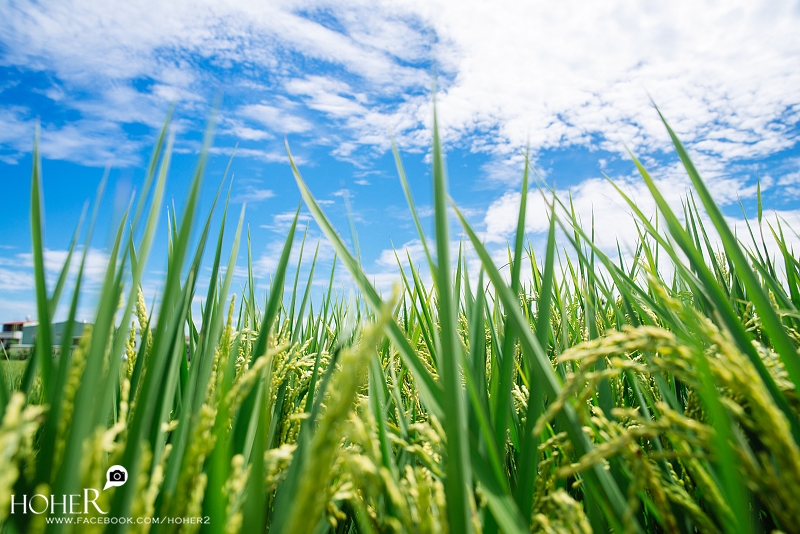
[104,465,129,490]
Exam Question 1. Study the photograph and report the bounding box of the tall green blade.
[623,145,800,444]
[657,109,800,391]
[36,173,106,487]
[515,196,556,519]
[453,201,639,533]
[430,105,474,534]
[27,127,53,403]
[493,151,529,453]
[288,142,444,419]
[231,207,299,457]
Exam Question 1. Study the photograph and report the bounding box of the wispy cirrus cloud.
[238,102,313,135]
[232,186,275,203]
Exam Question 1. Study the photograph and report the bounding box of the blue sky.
[1,0,800,322]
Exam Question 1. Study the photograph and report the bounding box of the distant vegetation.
[1,347,32,361]
[1,107,799,534]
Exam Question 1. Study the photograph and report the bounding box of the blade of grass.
[623,145,800,444]
[656,109,800,391]
[493,151,529,455]
[453,201,639,534]
[515,196,556,519]
[288,142,444,419]
[427,103,474,534]
[27,126,53,403]
[231,206,300,457]
[35,173,106,487]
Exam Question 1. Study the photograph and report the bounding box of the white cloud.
[251,232,336,282]
[218,118,273,142]
[17,248,110,288]
[777,169,800,199]
[779,171,800,186]
[232,186,275,203]
[403,0,800,165]
[0,266,32,292]
[0,107,143,166]
[286,76,368,119]
[208,146,300,164]
[477,163,800,296]
[238,102,313,134]
[728,209,800,260]
[259,210,312,232]
[375,239,428,269]
[0,246,112,320]
[0,298,36,322]
[3,0,798,309]
[0,0,798,186]
[482,166,698,250]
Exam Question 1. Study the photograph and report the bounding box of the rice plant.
[1,106,799,534]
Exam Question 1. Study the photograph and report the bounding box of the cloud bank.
[0,0,798,166]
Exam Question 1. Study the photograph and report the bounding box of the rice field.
[1,108,799,534]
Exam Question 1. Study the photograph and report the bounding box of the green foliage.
[2,107,800,534]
